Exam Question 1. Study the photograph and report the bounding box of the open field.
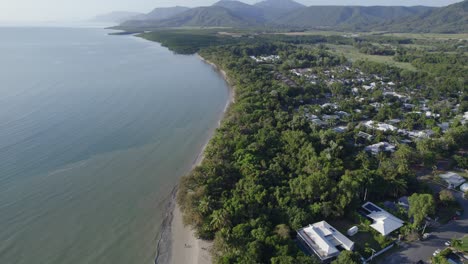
[276,31,468,40]
[278,31,356,36]
[324,44,417,71]
[379,32,468,40]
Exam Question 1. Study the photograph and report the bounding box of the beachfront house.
[362,202,404,236]
[297,221,354,263]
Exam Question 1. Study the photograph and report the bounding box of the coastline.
[155,54,235,264]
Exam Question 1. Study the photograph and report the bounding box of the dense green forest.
[168,35,468,263]
[116,0,467,33]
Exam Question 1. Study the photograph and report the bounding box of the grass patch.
[436,203,463,224]
[458,236,468,253]
[329,218,393,259]
[276,31,468,41]
[379,32,468,40]
[457,171,468,180]
[325,44,417,71]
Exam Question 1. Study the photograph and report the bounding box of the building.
[333,126,348,133]
[363,121,398,132]
[439,172,466,189]
[357,131,374,141]
[297,221,354,263]
[460,183,468,192]
[365,142,396,155]
[362,202,404,236]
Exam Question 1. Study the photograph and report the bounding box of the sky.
[0,0,462,22]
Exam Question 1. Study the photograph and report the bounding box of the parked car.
[433,249,441,256]
[445,241,452,246]
[423,233,432,239]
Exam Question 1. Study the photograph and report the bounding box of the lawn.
[457,171,468,180]
[277,31,468,41]
[437,204,462,224]
[277,31,357,36]
[456,236,468,253]
[329,218,389,258]
[380,32,468,40]
[324,44,417,71]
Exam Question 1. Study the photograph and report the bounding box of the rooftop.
[439,172,466,188]
[365,142,396,155]
[362,202,404,236]
[297,221,354,261]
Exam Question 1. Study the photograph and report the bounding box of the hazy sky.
[0,0,462,22]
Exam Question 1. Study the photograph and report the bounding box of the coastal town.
[2,0,468,264]
[247,48,468,263]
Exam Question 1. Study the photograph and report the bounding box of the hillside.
[116,0,466,33]
[375,0,468,33]
[142,6,190,20]
[275,6,435,30]
[145,6,259,28]
[214,0,266,23]
[255,0,305,19]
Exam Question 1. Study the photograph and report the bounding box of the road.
[381,188,467,264]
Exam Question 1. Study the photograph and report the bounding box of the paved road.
[381,188,467,264]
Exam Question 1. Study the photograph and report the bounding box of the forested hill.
[274,6,436,30]
[214,0,267,23]
[373,0,468,33]
[116,0,467,33]
[157,6,261,27]
[255,0,306,20]
[141,6,190,21]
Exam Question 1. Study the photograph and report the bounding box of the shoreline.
[155,54,235,264]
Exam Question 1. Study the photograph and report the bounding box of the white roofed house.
[362,202,404,236]
[297,221,354,263]
[363,121,398,132]
[365,142,396,155]
[439,172,466,189]
[462,112,468,124]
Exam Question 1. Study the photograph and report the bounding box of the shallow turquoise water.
[0,27,229,264]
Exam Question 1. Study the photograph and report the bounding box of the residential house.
[439,172,466,189]
[365,142,396,154]
[362,202,404,236]
[297,221,354,263]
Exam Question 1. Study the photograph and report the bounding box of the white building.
[462,112,468,124]
[460,183,468,192]
[363,121,398,132]
[333,126,348,133]
[365,142,396,155]
[250,55,280,63]
[298,221,354,262]
[362,202,404,236]
[439,172,466,189]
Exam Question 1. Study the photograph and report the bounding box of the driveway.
[381,189,467,264]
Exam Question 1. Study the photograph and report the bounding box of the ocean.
[0,27,229,264]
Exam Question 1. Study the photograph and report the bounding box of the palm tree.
[198,197,212,214]
[210,209,230,230]
[451,238,462,249]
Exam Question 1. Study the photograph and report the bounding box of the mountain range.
[116,0,468,33]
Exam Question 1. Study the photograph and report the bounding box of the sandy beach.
[155,55,234,264]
